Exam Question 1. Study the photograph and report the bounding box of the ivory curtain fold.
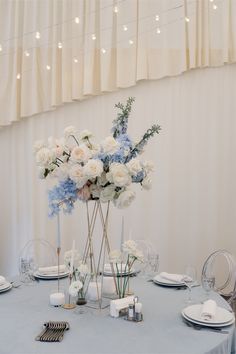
[0,0,236,127]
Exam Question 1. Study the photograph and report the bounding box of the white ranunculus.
[33,140,45,153]
[64,249,80,269]
[71,144,91,163]
[36,147,55,167]
[107,163,131,187]
[69,165,87,188]
[64,126,77,139]
[143,160,155,173]
[109,250,122,263]
[101,136,119,154]
[114,189,135,208]
[126,158,142,175]
[100,184,116,202]
[79,130,93,141]
[142,175,152,190]
[69,280,83,297]
[83,159,103,179]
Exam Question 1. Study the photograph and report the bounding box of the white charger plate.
[153,274,185,287]
[0,282,12,293]
[34,271,69,280]
[182,312,235,328]
[182,304,234,325]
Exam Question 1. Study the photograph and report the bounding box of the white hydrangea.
[143,160,155,174]
[36,147,55,167]
[142,175,152,190]
[109,250,122,263]
[64,126,77,139]
[100,184,116,202]
[114,188,135,208]
[69,280,83,297]
[69,165,87,188]
[71,144,92,163]
[107,163,131,187]
[126,158,142,175]
[83,159,103,179]
[101,136,120,154]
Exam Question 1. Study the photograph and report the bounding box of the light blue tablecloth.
[0,277,235,354]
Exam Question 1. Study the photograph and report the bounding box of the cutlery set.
[35,321,70,342]
[182,318,229,334]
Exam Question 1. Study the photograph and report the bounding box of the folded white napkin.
[200,299,217,321]
[104,263,130,273]
[0,276,6,286]
[159,272,192,283]
[38,265,67,275]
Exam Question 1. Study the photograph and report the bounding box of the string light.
[92,34,96,40]
[46,65,51,70]
[155,15,160,21]
[129,39,134,45]
[35,32,41,39]
[73,58,78,63]
[101,48,106,54]
[16,73,21,79]
[114,6,119,13]
[24,50,30,57]
[58,42,62,49]
[185,17,190,22]
[74,17,80,24]
[0,44,2,52]
[213,4,218,9]
[209,0,214,2]
[156,28,161,34]
[123,25,128,31]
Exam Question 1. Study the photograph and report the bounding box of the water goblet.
[183,266,197,304]
[202,276,215,300]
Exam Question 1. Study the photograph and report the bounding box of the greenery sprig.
[112,97,135,138]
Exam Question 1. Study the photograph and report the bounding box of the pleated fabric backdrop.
[0,63,236,277]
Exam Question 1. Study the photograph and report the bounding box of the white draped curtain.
[1,63,236,277]
[0,0,236,126]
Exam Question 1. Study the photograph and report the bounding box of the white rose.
[69,165,87,188]
[33,140,45,153]
[83,159,103,179]
[64,126,77,139]
[114,189,135,208]
[107,163,131,187]
[142,175,152,190]
[101,136,119,154]
[79,130,93,141]
[126,158,142,175]
[143,161,155,173]
[71,144,91,163]
[69,280,83,297]
[36,147,55,167]
[100,184,116,202]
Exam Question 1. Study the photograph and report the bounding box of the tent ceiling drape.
[0,0,236,127]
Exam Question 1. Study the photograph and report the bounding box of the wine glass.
[202,275,215,300]
[183,266,197,304]
[145,252,159,279]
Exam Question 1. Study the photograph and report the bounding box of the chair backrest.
[201,250,236,297]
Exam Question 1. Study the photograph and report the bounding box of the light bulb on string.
[129,39,134,45]
[46,65,51,70]
[24,51,30,57]
[114,6,118,13]
[155,15,160,21]
[16,73,21,79]
[123,25,128,31]
[0,44,2,52]
[58,42,62,49]
[92,34,96,40]
[35,32,41,39]
[75,17,80,24]
[156,28,161,34]
[101,48,106,54]
[213,4,218,9]
[73,58,78,63]
[185,17,190,22]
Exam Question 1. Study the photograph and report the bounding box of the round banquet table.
[0,277,235,354]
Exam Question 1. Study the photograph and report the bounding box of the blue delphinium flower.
[48,178,78,217]
[132,170,145,183]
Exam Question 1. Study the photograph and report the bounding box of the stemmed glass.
[183,266,197,304]
[201,275,215,300]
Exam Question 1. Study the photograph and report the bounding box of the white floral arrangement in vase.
[33,97,161,216]
[109,240,144,298]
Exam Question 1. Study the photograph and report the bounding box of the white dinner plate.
[182,312,235,328]
[34,271,69,280]
[103,270,136,277]
[153,274,185,287]
[182,304,234,325]
[0,282,12,293]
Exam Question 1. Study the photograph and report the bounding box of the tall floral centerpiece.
[34,97,160,301]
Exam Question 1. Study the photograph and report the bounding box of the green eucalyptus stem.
[69,134,80,146]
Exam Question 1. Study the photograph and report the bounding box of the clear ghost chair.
[18,238,57,283]
[201,250,236,309]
